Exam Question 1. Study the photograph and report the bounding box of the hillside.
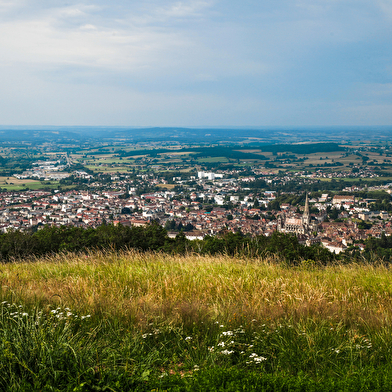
[1,251,392,390]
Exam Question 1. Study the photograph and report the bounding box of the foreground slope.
[1,251,392,391]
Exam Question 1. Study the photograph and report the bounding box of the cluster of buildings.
[14,159,71,181]
[0,180,391,255]
[1,163,392,254]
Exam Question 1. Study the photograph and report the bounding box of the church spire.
[303,192,310,224]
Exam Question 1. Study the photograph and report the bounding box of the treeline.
[0,223,336,264]
[117,146,268,161]
[259,143,345,154]
[3,223,392,264]
[116,143,343,160]
[362,233,392,260]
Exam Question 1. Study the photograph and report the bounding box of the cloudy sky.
[0,0,391,126]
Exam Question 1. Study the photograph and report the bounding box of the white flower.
[220,350,234,355]
[218,342,225,347]
[249,353,267,363]
[221,331,233,336]
[185,336,192,341]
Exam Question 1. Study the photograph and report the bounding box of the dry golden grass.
[1,250,392,329]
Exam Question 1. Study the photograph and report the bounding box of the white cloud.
[0,0,391,126]
[0,6,190,71]
[377,0,392,19]
[158,0,213,18]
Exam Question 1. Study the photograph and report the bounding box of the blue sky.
[0,0,391,126]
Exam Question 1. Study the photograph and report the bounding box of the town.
[2,165,392,255]
[2,128,392,256]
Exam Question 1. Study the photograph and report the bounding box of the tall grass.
[2,250,392,328]
[1,250,392,390]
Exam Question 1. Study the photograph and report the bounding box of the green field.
[2,251,392,390]
[0,177,62,191]
[197,157,230,163]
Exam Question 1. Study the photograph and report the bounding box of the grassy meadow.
[2,251,392,390]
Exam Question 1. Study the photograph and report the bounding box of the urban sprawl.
[3,165,392,255]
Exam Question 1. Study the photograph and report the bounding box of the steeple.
[303,192,310,224]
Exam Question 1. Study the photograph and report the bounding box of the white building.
[198,172,224,180]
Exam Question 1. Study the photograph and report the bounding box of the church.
[277,193,319,236]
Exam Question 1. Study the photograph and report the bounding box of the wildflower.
[219,325,224,328]
[208,346,214,352]
[249,353,267,363]
[193,365,200,371]
[221,331,233,336]
[218,342,225,347]
[185,336,192,341]
[21,313,28,317]
[220,350,234,355]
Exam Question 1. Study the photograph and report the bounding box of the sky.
[0,0,391,127]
